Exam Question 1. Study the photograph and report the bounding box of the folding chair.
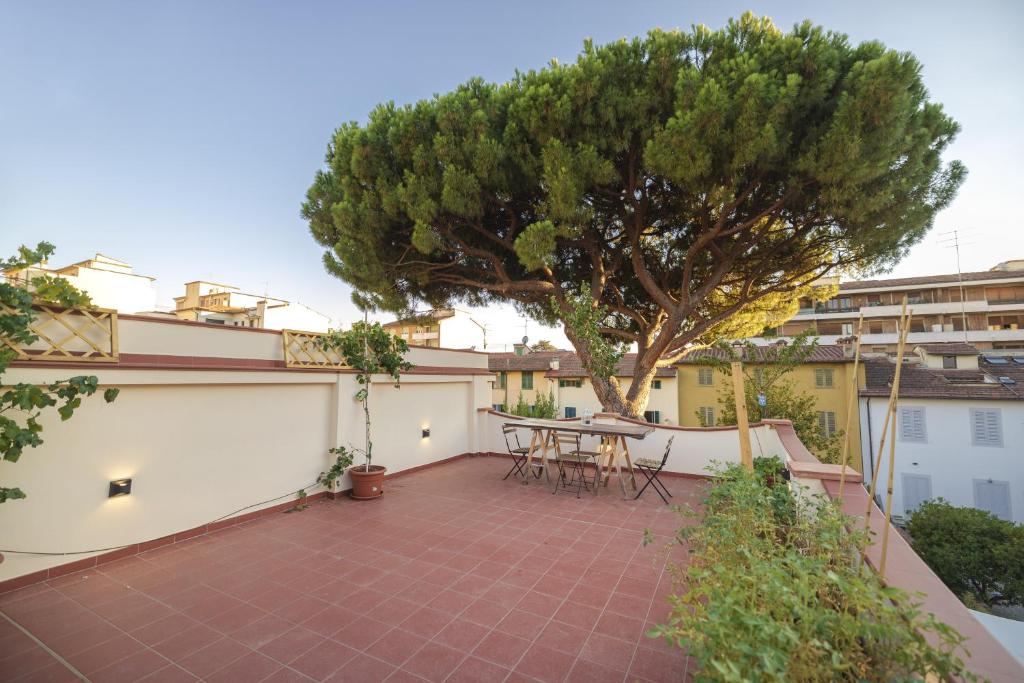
[634,436,674,504]
[502,425,544,481]
[551,432,601,498]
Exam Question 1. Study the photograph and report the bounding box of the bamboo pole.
[731,361,753,471]
[837,314,864,500]
[864,297,909,524]
[879,309,913,577]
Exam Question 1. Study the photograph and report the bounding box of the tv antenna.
[937,229,974,343]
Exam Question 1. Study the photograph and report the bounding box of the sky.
[2,1,1022,351]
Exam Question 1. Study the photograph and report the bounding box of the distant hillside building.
[172,280,331,331]
[748,260,1024,352]
[4,252,157,313]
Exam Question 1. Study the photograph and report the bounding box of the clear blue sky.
[2,1,1022,347]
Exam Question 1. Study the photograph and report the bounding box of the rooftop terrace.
[1,457,693,682]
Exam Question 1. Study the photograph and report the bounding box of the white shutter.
[899,407,926,442]
[970,409,1003,447]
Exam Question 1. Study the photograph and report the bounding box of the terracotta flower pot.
[349,465,386,500]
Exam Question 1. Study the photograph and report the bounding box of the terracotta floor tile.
[594,611,646,643]
[177,637,250,678]
[299,605,360,637]
[14,660,83,682]
[434,619,490,652]
[65,635,147,675]
[364,627,428,666]
[259,626,326,664]
[445,655,511,683]
[513,642,576,683]
[471,630,532,669]
[331,615,392,650]
[137,663,201,682]
[579,633,637,673]
[400,641,465,682]
[150,624,221,660]
[566,657,625,683]
[89,647,169,683]
[458,599,510,629]
[494,608,548,640]
[233,614,296,650]
[538,619,590,656]
[326,653,397,682]
[203,650,281,683]
[289,639,358,681]
[398,607,453,640]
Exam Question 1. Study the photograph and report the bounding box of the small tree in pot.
[318,319,412,499]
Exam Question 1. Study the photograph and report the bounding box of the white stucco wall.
[65,267,158,313]
[0,317,493,582]
[552,378,678,423]
[859,396,1024,523]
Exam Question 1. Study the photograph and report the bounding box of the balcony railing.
[1,302,119,363]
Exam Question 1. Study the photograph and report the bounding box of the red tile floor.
[0,456,701,682]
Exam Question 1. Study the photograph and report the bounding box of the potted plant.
[318,320,412,500]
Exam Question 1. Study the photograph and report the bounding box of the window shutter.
[899,407,926,442]
[971,409,1003,446]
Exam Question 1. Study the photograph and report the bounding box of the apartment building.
[382,308,488,349]
[4,252,158,313]
[859,347,1024,523]
[749,260,1024,352]
[675,345,864,468]
[488,350,678,423]
[172,280,331,331]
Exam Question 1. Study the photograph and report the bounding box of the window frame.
[564,406,577,419]
[521,372,534,390]
[698,405,715,426]
[814,368,835,388]
[817,410,837,438]
[697,367,714,386]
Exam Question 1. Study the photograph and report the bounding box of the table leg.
[522,429,539,485]
[540,429,553,486]
[620,437,637,490]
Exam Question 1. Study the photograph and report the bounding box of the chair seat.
[634,458,662,469]
[560,451,599,462]
[510,447,531,454]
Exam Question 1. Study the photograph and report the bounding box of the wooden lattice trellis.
[282,329,348,368]
[2,302,119,363]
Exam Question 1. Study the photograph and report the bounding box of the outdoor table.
[501,418,655,496]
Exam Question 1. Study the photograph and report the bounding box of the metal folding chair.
[502,425,544,481]
[551,432,601,498]
[634,436,674,504]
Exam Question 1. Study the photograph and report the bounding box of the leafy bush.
[651,464,973,682]
[907,499,1024,608]
[510,390,557,419]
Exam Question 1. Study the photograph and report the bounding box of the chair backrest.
[552,432,580,453]
[502,425,523,451]
[659,435,675,467]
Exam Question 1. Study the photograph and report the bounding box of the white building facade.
[5,253,158,313]
[859,352,1024,523]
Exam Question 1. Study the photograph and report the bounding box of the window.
[866,294,882,306]
[558,379,582,388]
[814,368,834,388]
[817,411,837,437]
[697,406,715,426]
[841,323,853,336]
[644,410,661,424]
[521,372,533,390]
[564,407,577,418]
[899,407,927,442]
[970,408,1003,447]
[497,372,507,389]
[698,367,714,386]
[652,380,662,390]
[869,321,884,334]
[942,355,957,369]
[754,368,766,384]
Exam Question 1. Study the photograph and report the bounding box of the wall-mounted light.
[422,428,431,438]
[108,478,132,498]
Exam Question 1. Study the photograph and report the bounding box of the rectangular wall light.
[421,428,431,438]
[108,478,132,497]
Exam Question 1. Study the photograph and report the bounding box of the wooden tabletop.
[502,418,655,439]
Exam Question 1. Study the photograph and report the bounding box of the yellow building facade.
[676,348,865,470]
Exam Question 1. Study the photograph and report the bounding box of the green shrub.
[510,390,557,419]
[651,464,973,682]
[907,499,1024,608]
